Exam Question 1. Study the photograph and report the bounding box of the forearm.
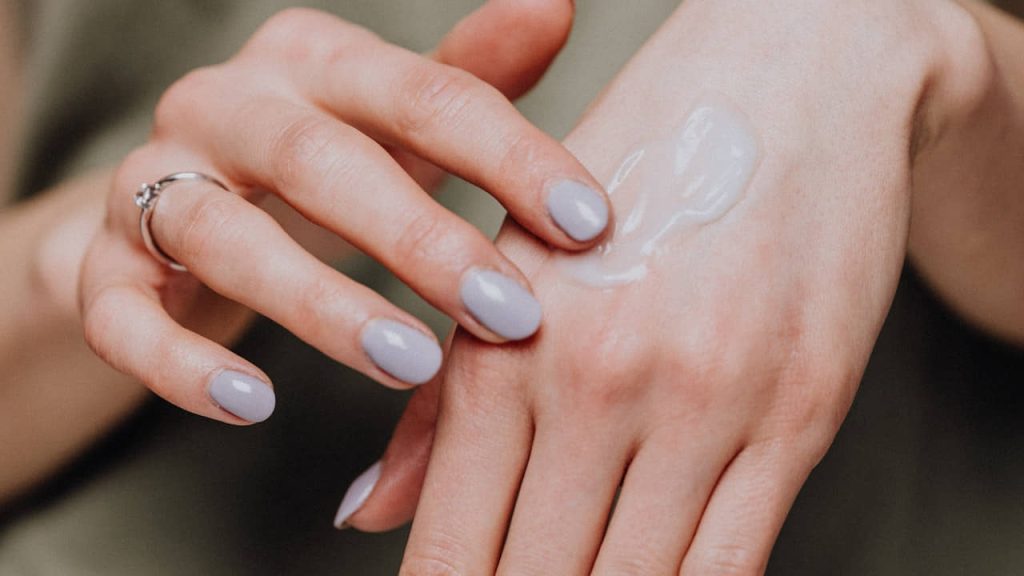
[909,0,1024,345]
[0,170,148,504]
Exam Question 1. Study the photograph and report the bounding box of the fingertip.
[333,452,427,533]
[360,318,443,388]
[208,369,276,424]
[336,385,440,532]
[459,268,543,342]
[545,179,611,246]
[334,460,383,529]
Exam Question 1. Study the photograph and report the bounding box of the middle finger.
[297,23,612,247]
[591,430,741,576]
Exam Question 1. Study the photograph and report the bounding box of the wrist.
[906,0,1024,345]
[586,1,958,143]
[912,0,996,161]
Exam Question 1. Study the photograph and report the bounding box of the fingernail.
[208,370,276,423]
[460,269,542,341]
[547,180,609,242]
[334,460,383,529]
[361,319,443,386]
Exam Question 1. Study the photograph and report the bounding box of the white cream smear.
[558,97,762,287]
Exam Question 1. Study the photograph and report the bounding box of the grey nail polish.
[460,269,542,341]
[547,180,609,242]
[209,370,276,423]
[361,319,442,385]
[334,460,382,529]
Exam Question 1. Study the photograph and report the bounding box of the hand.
[77,0,610,424]
[339,0,989,572]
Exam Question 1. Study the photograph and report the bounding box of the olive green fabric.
[0,1,1021,575]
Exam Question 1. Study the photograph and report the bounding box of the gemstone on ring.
[134,171,231,273]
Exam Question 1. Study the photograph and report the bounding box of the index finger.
[258,12,612,247]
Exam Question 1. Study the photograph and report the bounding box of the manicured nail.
[209,370,276,423]
[460,269,542,341]
[547,180,609,242]
[361,319,442,385]
[334,460,382,529]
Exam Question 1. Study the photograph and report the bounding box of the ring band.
[134,171,230,272]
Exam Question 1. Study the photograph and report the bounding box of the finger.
[495,423,629,576]
[143,175,444,389]
[398,340,533,575]
[158,87,544,342]
[390,0,576,187]
[333,356,444,531]
[79,229,274,424]
[679,440,814,576]
[434,0,574,99]
[261,12,611,247]
[590,431,741,576]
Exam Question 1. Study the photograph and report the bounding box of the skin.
[2,0,1021,570]
[342,0,1024,574]
[0,0,594,502]
[909,0,1024,346]
[78,1,612,425]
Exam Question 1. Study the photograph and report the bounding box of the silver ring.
[134,171,230,272]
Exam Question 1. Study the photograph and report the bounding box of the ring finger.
[590,429,742,576]
[114,147,446,392]
[496,421,630,576]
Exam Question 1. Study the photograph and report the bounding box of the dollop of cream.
[558,96,762,287]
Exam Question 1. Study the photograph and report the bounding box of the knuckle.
[398,557,460,576]
[600,554,677,576]
[268,115,346,192]
[552,328,655,414]
[253,8,328,49]
[495,130,547,184]
[393,210,462,273]
[771,354,857,451]
[398,66,483,137]
[247,8,377,67]
[265,7,323,28]
[399,534,470,576]
[292,275,345,343]
[688,543,764,576]
[444,344,524,415]
[153,66,220,135]
[177,193,247,265]
[495,554,550,576]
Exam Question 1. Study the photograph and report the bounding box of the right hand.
[78,1,609,424]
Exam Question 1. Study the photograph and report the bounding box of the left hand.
[339,0,989,573]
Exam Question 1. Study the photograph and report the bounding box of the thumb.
[334,365,441,532]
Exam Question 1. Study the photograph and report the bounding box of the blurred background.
[0,1,1021,574]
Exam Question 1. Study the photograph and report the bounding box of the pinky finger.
[80,230,274,425]
[679,440,816,576]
